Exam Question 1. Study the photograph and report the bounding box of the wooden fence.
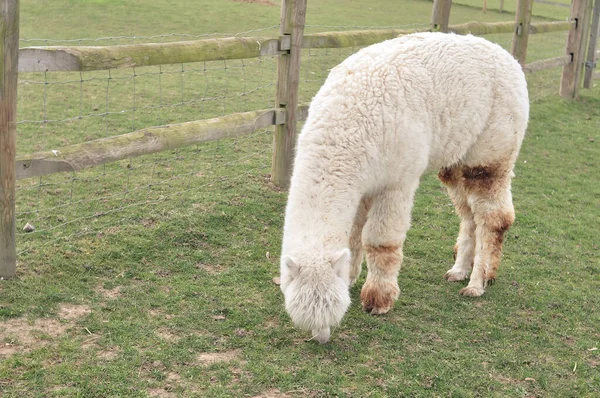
[0,0,597,277]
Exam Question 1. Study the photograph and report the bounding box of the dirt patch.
[166,372,181,382]
[195,262,225,275]
[97,348,119,361]
[97,225,121,238]
[148,309,175,320]
[156,328,180,342]
[141,218,158,228]
[58,303,91,321]
[0,317,68,357]
[251,389,293,398]
[0,303,91,357]
[148,388,177,398]
[95,284,122,300]
[233,0,277,6]
[196,349,243,365]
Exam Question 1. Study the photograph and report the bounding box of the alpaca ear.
[282,255,300,278]
[330,249,351,281]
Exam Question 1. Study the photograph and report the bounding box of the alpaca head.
[279,249,352,343]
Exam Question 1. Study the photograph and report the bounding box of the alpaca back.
[297,32,528,191]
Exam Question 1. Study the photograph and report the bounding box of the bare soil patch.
[156,328,180,342]
[148,309,175,320]
[196,349,243,365]
[95,284,122,299]
[58,303,91,321]
[233,0,277,5]
[195,262,225,275]
[97,348,119,361]
[0,317,68,357]
[148,388,177,398]
[0,303,91,357]
[251,389,293,398]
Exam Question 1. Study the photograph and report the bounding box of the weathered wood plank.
[16,109,277,180]
[528,20,574,33]
[449,21,514,35]
[512,0,534,67]
[271,0,307,189]
[561,0,593,98]
[583,0,600,88]
[16,105,309,180]
[431,0,452,33]
[302,28,421,49]
[16,21,575,74]
[523,55,572,73]
[19,37,282,72]
[0,0,19,278]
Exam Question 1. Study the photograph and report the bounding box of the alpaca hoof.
[360,281,399,315]
[486,278,496,286]
[444,269,469,282]
[366,304,392,315]
[459,286,485,297]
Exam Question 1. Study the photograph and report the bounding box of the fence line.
[18,21,575,73]
[1,0,598,277]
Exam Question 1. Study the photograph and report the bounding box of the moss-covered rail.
[18,21,574,72]
[16,106,309,180]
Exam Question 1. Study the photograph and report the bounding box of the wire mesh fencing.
[16,29,280,261]
[15,20,572,263]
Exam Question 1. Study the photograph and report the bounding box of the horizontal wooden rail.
[528,20,574,33]
[19,37,282,72]
[523,55,571,73]
[18,21,574,72]
[301,28,422,49]
[16,105,310,180]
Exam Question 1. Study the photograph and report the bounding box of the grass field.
[1,0,599,397]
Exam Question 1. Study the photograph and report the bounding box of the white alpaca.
[279,32,529,343]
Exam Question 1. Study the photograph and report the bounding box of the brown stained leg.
[360,244,402,314]
[359,182,417,315]
[439,167,476,282]
[458,162,515,297]
[480,210,514,283]
[348,197,371,286]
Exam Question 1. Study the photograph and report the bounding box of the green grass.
[1,0,599,397]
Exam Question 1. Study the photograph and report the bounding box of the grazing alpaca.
[279,32,529,343]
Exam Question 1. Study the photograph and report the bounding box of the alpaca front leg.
[359,185,415,315]
[349,197,371,286]
[361,244,403,314]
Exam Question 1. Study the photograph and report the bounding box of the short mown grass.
[1,0,599,397]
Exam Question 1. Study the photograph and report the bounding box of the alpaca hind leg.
[438,167,476,282]
[360,183,417,314]
[459,165,515,297]
[349,197,372,286]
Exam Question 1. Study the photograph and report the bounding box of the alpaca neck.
[282,162,361,256]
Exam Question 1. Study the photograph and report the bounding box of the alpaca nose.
[312,327,331,344]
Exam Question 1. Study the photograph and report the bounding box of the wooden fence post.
[583,0,600,88]
[431,0,452,33]
[0,0,19,279]
[512,0,534,67]
[271,0,306,189]
[561,0,593,98]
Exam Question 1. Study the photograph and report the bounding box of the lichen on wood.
[19,37,281,72]
[16,109,279,179]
